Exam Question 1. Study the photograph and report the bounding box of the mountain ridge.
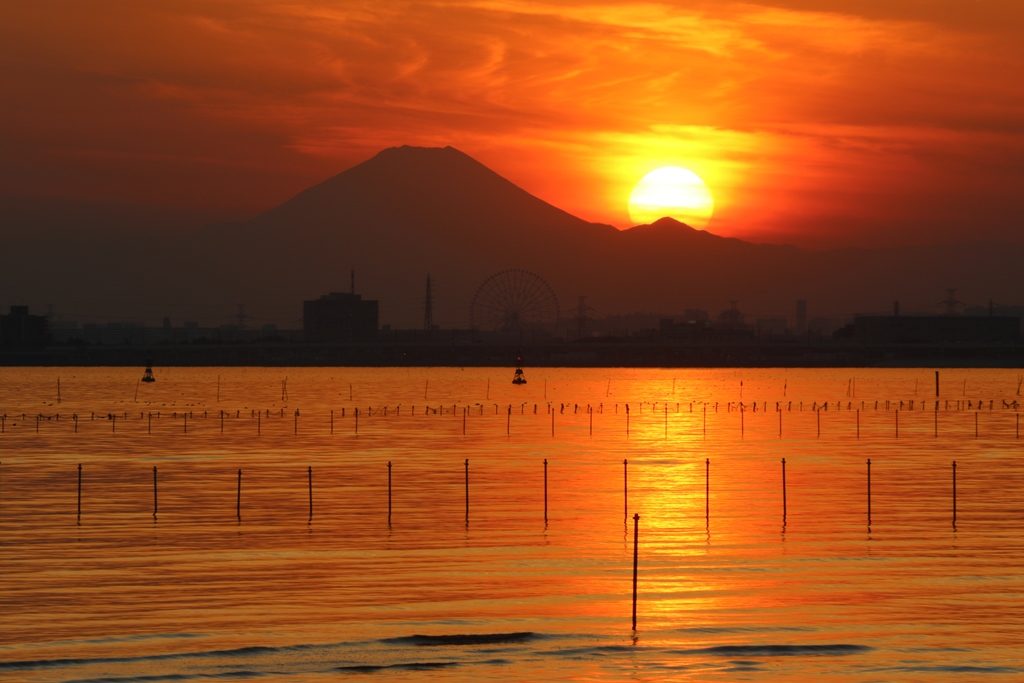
[3,145,1024,329]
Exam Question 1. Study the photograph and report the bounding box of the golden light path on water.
[1,367,1023,680]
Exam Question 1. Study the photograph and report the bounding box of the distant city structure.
[0,305,49,348]
[795,299,808,335]
[424,274,434,332]
[846,315,1020,344]
[303,291,379,342]
[470,269,559,337]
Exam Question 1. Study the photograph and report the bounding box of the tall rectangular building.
[303,292,379,342]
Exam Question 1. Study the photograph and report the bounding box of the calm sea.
[1,367,1022,681]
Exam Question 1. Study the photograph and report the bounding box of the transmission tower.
[424,274,434,331]
[576,295,591,338]
[938,288,962,316]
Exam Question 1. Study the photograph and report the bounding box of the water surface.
[1,367,1022,680]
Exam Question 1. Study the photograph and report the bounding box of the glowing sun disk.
[628,166,715,229]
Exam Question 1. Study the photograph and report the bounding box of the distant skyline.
[3,2,1024,248]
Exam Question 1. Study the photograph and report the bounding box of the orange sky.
[2,1,1023,247]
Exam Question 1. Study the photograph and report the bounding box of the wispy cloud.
[1,0,1022,245]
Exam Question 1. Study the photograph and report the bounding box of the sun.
[628,166,715,229]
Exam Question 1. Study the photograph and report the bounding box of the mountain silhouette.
[3,145,1024,330]
[204,145,623,327]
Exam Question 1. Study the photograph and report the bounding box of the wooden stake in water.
[387,461,393,526]
[236,468,242,523]
[183,413,187,434]
[626,404,630,437]
[257,412,261,436]
[866,458,871,528]
[543,458,548,524]
[153,465,158,519]
[589,407,593,437]
[631,512,640,631]
[952,460,957,529]
[781,457,787,525]
[307,466,313,523]
[294,410,299,436]
[77,463,82,525]
[506,405,511,436]
[623,459,628,522]
[354,408,359,435]
[464,459,470,527]
[705,458,710,522]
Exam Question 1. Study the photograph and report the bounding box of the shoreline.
[2,340,1024,368]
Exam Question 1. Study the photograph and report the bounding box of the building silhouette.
[848,315,1019,344]
[303,292,379,342]
[0,305,49,348]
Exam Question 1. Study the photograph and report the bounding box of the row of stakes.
[57,456,961,530]
[54,457,962,632]
[3,402,1023,440]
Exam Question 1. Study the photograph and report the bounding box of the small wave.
[0,642,324,671]
[676,626,816,635]
[66,671,269,683]
[879,665,1021,674]
[382,632,540,647]
[538,645,637,658]
[692,644,871,657]
[335,661,459,673]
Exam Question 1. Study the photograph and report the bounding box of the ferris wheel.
[470,268,560,334]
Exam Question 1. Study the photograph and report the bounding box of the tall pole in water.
[543,459,548,524]
[866,458,871,528]
[781,458,787,525]
[705,458,710,522]
[952,460,957,529]
[76,463,82,525]
[623,459,628,522]
[631,513,640,631]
